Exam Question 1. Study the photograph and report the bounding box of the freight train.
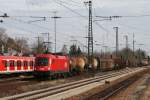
[34,53,143,77]
[0,53,149,77]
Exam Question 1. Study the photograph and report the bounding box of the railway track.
[2,68,140,100]
[100,77,137,100]
[86,68,148,100]
[0,75,34,84]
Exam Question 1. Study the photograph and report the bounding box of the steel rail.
[100,80,135,100]
[2,68,140,100]
[99,73,140,100]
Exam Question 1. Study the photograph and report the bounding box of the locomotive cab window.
[36,57,49,66]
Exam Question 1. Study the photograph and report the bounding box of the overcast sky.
[0,0,150,54]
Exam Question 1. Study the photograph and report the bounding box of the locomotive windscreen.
[36,57,49,66]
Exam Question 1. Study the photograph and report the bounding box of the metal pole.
[124,35,129,61]
[85,25,88,53]
[51,12,61,54]
[133,33,135,55]
[113,27,119,56]
[124,35,128,49]
[54,12,57,53]
[41,33,51,52]
[54,11,57,53]
[35,36,40,53]
[48,33,50,51]
[86,1,93,68]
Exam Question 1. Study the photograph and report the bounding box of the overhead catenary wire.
[1,21,34,33]
[0,12,109,40]
[0,0,149,47]
[96,15,150,18]
[0,1,149,42]
[53,0,110,53]
[66,0,82,5]
[58,0,82,8]
[118,22,150,33]
[54,0,109,33]
[0,13,91,45]
[1,13,50,30]
[53,0,87,18]
[6,15,87,41]
[9,17,51,32]
[121,15,150,17]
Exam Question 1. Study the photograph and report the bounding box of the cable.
[58,0,82,8]
[9,15,48,18]
[4,15,86,20]
[122,15,150,18]
[91,1,110,38]
[94,22,110,33]
[96,15,150,18]
[118,22,150,34]
[53,0,109,33]
[66,0,82,5]
[9,17,51,32]
[54,0,87,18]
[83,2,89,12]
[1,22,35,34]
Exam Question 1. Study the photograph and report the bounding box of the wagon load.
[70,56,99,71]
[100,59,114,71]
[69,57,77,69]
[91,58,98,70]
[69,56,86,72]
[82,56,88,67]
[76,56,86,72]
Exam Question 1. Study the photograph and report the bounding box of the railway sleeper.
[84,69,148,100]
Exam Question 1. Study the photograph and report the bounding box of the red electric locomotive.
[34,54,70,77]
[0,56,34,74]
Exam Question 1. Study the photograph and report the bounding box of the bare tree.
[31,38,44,54]
[0,28,8,53]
